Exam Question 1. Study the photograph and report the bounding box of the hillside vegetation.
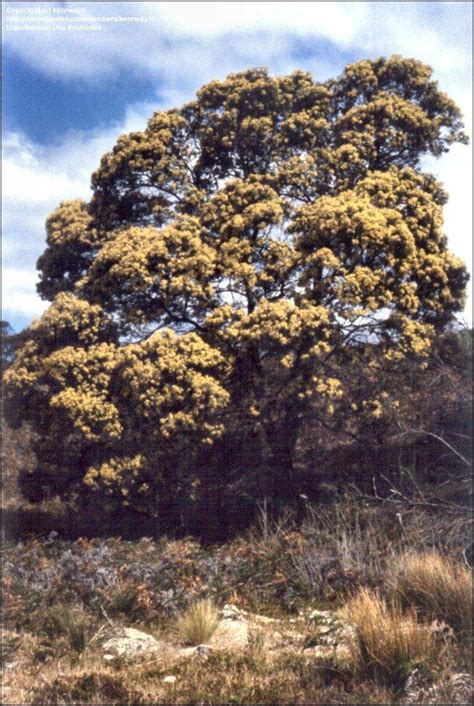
[2,496,472,704]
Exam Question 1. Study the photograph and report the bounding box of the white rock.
[220,604,245,621]
[202,603,251,649]
[178,644,214,659]
[100,627,162,662]
[211,615,249,649]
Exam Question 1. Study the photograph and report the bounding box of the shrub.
[390,551,472,638]
[177,598,220,646]
[288,498,401,601]
[104,579,157,623]
[37,603,92,654]
[344,588,438,686]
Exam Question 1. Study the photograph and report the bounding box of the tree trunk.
[269,445,295,505]
[263,415,300,507]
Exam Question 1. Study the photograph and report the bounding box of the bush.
[177,598,220,646]
[390,551,473,639]
[289,499,392,599]
[36,603,93,655]
[344,588,438,686]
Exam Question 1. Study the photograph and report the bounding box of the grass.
[11,648,395,705]
[390,550,473,639]
[3,496,472,704]
[30,669,143,706]
[286,497,416,602]
[343,588,439,687]
[37,603,92,655]
[176,598,220,646]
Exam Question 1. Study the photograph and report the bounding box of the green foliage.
[36,604,92,655]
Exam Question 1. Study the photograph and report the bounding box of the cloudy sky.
[3,1,472,331]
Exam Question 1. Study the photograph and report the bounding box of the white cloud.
[4,3,471,120]
[153,2,368,45]
[1,268,48,319]
[424,145,473,322]
[2,102,156,324]
[3,2,366,80]
[4,3,471,132]
[3,3,470,82]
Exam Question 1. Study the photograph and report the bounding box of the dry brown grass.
[344,588,439,686]
[176,598,220,646]
[8,648,394,705]
[390,551,473,638]
[3,508,471,704]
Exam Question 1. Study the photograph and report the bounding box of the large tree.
[4,56,469,521]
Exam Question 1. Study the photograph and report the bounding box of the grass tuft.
[38,604,91,655]
[344,588,438,686]
[390,551,472,638]
[177,598,220,646]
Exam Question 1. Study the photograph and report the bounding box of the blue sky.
[2,1,472,331]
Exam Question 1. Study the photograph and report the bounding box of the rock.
[211,611,249,649]
[402,668,473,704]
[448,673,473,703]
[317,624,335,635]
[178,644,214,659]
[251,613,279,625]
[300,608,355,666]
[219,604,279,625]
[219,604,243,620]
[100,627,162,662]
[302,608,334,624]
[306,642,352,663]
[194,644,214,658]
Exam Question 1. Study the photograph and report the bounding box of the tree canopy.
[4,56,469,526]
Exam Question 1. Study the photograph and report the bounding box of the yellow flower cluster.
[118,329,230,442]
[3,294,117,404]
[82,217,217,324]
[226,299,330,351]
[84,455,145,500]
[44,199,97,249]
[44,343,121,442]
[202,176,284,238]
[29,292,115,347]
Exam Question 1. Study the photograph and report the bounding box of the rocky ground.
[2,499,472,704]
[3,603,472,704]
